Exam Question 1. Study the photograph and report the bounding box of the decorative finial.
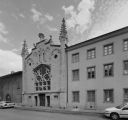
[21,40,29,57]
[59,18,68,43]
[38,33,45,41]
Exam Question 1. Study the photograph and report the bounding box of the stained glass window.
[33,64,51,91]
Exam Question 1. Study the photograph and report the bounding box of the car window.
[122,107,128,110]
[6,101,11,103]
[116,103,127,109]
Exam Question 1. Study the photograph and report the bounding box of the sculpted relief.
[27,45,60,68]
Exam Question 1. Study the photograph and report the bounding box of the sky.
[0,0,128,76]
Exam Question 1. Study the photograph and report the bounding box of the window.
[104,63,114,77]
[72,53,79,63]
[72,91,79,102]
[87,90,95,102]
[28,96,31,99]
[87,66,96,79]
[104,89,114,103]
[123,60,128,75]
[124,89,128,103]
[123,39,128,51]
[104,43,113,56]
[54,95,58,99]
[72,69,79,81]
[34,64,51,91]
[87,48,96,59]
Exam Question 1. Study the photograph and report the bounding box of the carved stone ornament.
[44,47,51,62]
[51,49,60,59]
[27,58,34,66]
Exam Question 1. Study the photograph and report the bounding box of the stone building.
[21,19,67,108]
[0,71,22,103]
[22,18,128,110]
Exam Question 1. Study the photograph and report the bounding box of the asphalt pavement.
[0,108,108,120]
[15,105,104,116]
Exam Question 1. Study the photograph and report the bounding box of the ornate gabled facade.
[21,19,68,107]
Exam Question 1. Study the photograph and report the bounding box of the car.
[104,103,128,120]
[0,101,15,108]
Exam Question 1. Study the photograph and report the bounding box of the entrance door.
[46,96,50,107]
[35,96,38,106]
[39,94,45,106]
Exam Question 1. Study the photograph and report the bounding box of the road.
[0,108,109,120]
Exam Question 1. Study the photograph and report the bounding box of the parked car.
[104,103,128,120]
[0,101,15,108]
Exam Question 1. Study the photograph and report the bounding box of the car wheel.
[110,113,119,120]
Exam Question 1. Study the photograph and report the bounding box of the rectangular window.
[123,60,128,75]
[72,53,79,63]
[123,39,128,51]
[87,90,95,102]
[87,66,96,79]
[104,43,113,56]
[104,63,114,77]
[72,69,79,81]
[87,48,96,59]
[72,91,80,102]
[124,88,128,103]
[104,89,114,103]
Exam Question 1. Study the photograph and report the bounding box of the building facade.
[0,71,22,103]
[21,19,67,108]
[66,27,128,110]
[22,19,128,110]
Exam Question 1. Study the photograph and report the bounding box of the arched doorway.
[6,94,11,102]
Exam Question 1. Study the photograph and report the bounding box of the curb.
[14,106,104,116]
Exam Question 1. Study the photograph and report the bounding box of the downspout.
[66,50,68,106]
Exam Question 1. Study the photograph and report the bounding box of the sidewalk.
[14,105,104,116]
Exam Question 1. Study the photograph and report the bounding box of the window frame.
[123,39,128,51]
[87,90,96,102]
[104,63,114,77]
[72,53,79,63]
[72,69,79,81]
[104,89,114,103]
[123,60,128,75]
[72,91,80,103]
[123,88,128,103]
[103,43,114,56]
[87,48,96,59]
[87,66,96,79]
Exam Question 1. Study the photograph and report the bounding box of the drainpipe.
[66,50,68,107]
